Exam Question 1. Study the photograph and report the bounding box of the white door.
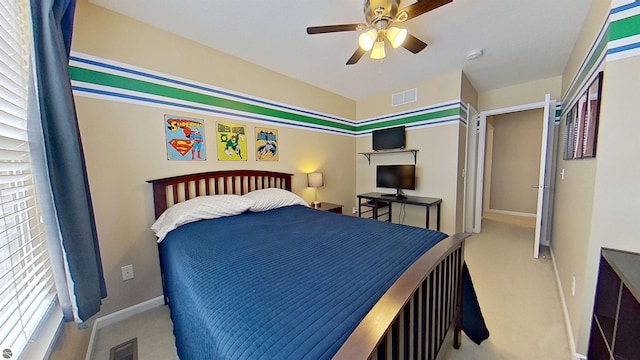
[533,94,557,258]
[473,114,487,233]
[463,104,479,233]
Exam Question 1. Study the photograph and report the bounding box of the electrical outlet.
[121,264,134,281]
[352,207,357,214]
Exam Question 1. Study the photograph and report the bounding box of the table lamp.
[307,172,324,207]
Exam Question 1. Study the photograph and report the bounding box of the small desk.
[357,192,442,231]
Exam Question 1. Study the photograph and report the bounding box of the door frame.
[469,100,550,234]
[463,104,479,233]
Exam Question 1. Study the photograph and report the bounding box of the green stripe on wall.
[69,66,462,132]
[69,66,357,132]
[610,13,640,41]
[563,28,609,110]
[356,108,460,131]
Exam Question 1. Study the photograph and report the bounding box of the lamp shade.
[370,40,386,59]
[307,172,324,188]
[358,29,378,51]
[386,26,407,48]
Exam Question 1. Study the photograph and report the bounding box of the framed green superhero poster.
[165,115,206,161]
[216,121,247,161]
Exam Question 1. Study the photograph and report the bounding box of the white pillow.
[151,194,255,242]
[243,188,309,212]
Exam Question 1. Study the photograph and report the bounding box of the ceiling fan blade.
[402,34,428,54]
[307,24,364,34]
[397,0,452,22]
[346,48,366,65]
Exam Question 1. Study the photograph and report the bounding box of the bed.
[148,170,487,359]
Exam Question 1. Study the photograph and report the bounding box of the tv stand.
[380,189,407,199]
[357,192,442,230]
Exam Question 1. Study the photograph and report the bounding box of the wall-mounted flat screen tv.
[376,164,415,198]
[372,125,405,151]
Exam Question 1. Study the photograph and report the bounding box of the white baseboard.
[549,248,587,360]
[85,296,165,360]
[485,208,536,218]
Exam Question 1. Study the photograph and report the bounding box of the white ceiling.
[88,0,593,101]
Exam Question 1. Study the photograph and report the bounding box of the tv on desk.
[372,126,405,151]
[376,164,415,199]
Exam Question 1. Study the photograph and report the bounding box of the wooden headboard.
[147,170,293,218]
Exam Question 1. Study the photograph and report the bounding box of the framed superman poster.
[165,115,206,161]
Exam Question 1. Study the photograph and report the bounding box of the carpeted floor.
[437,214,569,359]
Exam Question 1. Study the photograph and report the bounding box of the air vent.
[392,88,418,107]
[110,338,138,360]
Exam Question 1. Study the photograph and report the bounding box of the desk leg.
[358,199,362,218]
[388,203,392,223]
[425,206,430,229]
[436,204,441,231]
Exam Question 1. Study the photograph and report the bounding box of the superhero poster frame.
[216,121,247,161]
[164,115,206,161]
[255,127,278,161]
[563,71,603,160]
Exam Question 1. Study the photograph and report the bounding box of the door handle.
[530,185,550,189]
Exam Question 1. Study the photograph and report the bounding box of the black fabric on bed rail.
[462,262,490,344]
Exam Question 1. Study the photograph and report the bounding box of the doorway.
[466,96,558,257]
[483,109,543,225]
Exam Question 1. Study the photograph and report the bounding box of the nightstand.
[311,202,343,214]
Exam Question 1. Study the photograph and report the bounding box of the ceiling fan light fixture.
[386,26,407,48]
[358,29,378,51]
[370,39,386,59]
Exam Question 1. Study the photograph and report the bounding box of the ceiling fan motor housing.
[364,0,400,25]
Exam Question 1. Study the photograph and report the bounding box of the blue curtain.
[30,0,106,322]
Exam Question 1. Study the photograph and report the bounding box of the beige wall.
[487,109,543,214]
[50,1,357,358]
[354,70,468,235]
[561,0,610,96]
[479,76,562,111]
[356,71,463,120]
[461,72,479,111]
[355,124,462,235]
[73,1,355,120]
[551,0,609,355]
[578,55,640,353]
[550,152,596,354]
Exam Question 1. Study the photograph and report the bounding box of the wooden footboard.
[333,232,469,360]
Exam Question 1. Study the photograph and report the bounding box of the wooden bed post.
[453,242,465,349]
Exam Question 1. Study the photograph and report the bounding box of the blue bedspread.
[160,205,450,359]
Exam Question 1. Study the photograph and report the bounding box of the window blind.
[0,0,56,357]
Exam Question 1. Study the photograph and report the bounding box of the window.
[0,0,57,358]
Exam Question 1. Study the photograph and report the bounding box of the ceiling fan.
[306,0,452,65]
